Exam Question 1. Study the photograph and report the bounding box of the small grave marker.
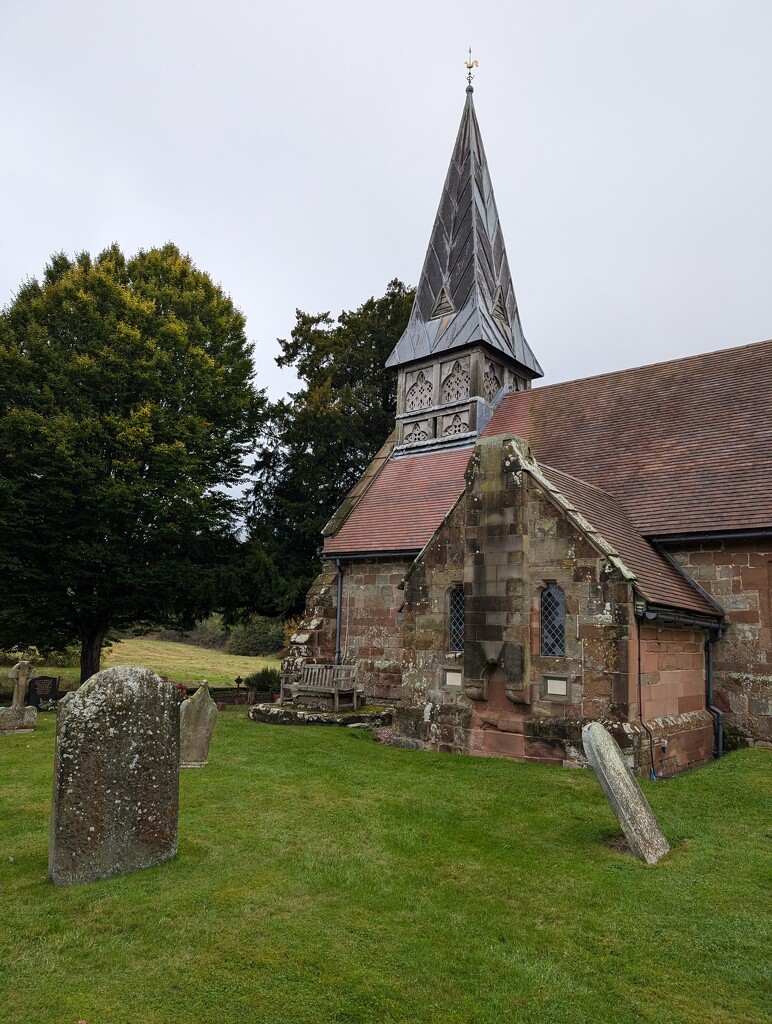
[582,721,670,865]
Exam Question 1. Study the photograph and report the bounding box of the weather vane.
[464,48,479,86]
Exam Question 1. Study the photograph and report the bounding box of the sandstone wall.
[283,558,413,703]
[670,540,772,744]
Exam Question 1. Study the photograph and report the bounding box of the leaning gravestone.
[581,722,670,865]
[179,681,218,768]
[48,666,180,886]
[0,661,37,732]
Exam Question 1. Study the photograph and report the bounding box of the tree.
[249,279,414,610]
[0,243,269,681]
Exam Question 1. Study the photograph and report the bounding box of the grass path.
[1,714,769,1024]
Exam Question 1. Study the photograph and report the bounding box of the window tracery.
[483,363,502,401]
[441,360,470,403]
[443,414,469,436]
[405,371,433,412]
[404,423,429,444]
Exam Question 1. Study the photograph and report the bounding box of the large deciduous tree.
[0,243,268,680]
[248,279,414,611]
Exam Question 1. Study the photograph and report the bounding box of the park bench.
[281,663,361,711]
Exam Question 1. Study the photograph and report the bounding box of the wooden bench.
[281,664,361,711]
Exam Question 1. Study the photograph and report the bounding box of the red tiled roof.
[323,448,472,555]
[540,465,718,616]
[485,339,772,537]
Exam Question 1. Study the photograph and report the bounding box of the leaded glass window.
[449,585,465,652]
[540,583,565,657]
[441,360,470,403]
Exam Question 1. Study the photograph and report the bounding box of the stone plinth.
[179,682,218,767]
[48,666,180,886]
[582,721,670,864]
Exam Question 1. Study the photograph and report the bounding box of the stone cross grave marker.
[49,665,180,886]
[0,661,37,732]
[581,721,670,865]
[179,681,218,767]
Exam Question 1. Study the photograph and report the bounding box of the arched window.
[448,584,465,652]
[540,583,565,657]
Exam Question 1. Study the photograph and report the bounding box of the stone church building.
[284,85,771,775]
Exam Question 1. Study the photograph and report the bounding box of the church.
[283,84,771,775]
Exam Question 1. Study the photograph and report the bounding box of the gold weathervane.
[464,48,479,86]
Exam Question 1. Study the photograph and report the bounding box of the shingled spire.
[386,85,542,379]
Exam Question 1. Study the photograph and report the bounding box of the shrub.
[243,667,281,692]
[0,646,45,667]
[225,616,284,656]
[152,614,230,650]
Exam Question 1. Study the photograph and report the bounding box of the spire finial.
[464,48,478,90]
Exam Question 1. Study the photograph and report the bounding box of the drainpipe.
[705,626,726,757]
[334,559,343,666]
[635,604,658,780]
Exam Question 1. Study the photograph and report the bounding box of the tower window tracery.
[405,371,433,412]
[404,422,430,444]
[441,360,470,403]
[443,413,469,436]
[483,363,502,401]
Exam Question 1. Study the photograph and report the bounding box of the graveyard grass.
[1,715,769,1024]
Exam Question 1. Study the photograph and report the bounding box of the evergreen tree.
[249,280,414,610]
[0,243,270,680]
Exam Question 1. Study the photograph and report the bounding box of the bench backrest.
[299,664,357,689]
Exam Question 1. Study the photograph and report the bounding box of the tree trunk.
[80,627,107,684]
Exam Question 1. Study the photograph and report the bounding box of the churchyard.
[1,706,768,1024]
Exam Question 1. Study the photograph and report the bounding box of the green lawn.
[1,714,769,1024]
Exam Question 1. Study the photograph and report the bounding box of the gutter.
[651,529,772,546]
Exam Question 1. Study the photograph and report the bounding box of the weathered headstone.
[0,661,37,732]
[179,681,218,768]
[582,721,670,865]
[48,666,180,886]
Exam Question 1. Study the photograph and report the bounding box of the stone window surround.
[540,675,569,701]
[447,584,465,653]
[540,581,566,658]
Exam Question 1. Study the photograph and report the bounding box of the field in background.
[102,636,281,686]
[1,715,769,1024]
[1,637,282,695]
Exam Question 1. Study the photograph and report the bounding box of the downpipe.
[334,559,343,666]
[705,626,726,757]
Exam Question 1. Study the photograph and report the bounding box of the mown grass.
[0,638,282,696]
[101,636,281,686]
[1,715,769,1024]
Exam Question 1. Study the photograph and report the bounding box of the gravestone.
[28,675,61,709]
[179,681,218,767]
[48,666,180,886]
[0,661,37,732]
[582,722,670,864]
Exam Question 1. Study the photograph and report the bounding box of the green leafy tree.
[249,279,414,610]
[0,243,270,681]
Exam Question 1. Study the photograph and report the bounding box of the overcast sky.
[2,0,770,399]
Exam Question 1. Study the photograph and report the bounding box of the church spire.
[386,85,542,380]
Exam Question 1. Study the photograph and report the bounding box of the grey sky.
[1,0,770,399]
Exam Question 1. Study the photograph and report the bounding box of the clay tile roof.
[539,464,719,616]
[485,339,772,537]
[323,448,472,556]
